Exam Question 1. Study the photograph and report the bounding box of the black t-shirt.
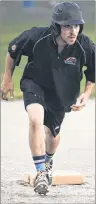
[8,26,95,109]
[8,26,95,82]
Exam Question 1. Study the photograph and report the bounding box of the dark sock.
[33,155,46,172]
[45,152,54,163]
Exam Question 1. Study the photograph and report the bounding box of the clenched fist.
[70,93,89,111]
[0,80,14,100]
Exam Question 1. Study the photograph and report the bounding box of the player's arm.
[71,37,95,111]
[1,52,15,100]
[1,27,49,100]
[1,29,33,100]
[71,81,95,111]
[83,38,95,93]
[84,80,95,97]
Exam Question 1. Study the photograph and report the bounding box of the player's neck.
[56,35,67,54]
[56,35,66,46]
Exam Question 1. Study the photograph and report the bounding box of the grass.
[1,25,95,100]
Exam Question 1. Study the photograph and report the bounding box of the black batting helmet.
[51,2,85,36]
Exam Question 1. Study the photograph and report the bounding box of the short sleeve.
[83,37,95,83]
[8,27,49,66]
[8,29,34,59]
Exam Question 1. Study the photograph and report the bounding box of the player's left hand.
[70,93,89,111]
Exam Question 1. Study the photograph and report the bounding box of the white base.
[24,170,85,185]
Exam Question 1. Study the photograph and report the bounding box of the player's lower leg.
[26,104,49,194]
[44,126,60,185]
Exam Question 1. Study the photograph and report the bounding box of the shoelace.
[45,161,53,171]
[45,163,51,171]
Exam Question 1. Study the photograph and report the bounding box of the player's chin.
[67,38,76,45]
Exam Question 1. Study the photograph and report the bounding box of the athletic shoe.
[34,171,49,195]
[45,160,53,185]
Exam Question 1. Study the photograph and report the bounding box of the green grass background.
[1,23,95,99]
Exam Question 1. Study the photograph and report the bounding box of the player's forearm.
[3,52,14,82]
[84,81,95,97]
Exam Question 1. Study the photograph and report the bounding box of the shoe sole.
[34,183,49,195]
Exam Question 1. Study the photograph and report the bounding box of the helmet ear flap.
[50,23,61,36]
[79,24,84,34]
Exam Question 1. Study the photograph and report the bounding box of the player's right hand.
[0,80,14,101]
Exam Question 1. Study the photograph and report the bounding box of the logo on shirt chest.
[11,44,17,51]
[64,57,77,65]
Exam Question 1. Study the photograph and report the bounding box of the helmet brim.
[52,19,85,25]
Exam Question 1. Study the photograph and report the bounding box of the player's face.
[60,25,80,45]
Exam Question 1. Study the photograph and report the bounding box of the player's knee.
[29,115,43,128]
[26,104,44,128]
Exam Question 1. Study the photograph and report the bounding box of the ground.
[1,99,95,204]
